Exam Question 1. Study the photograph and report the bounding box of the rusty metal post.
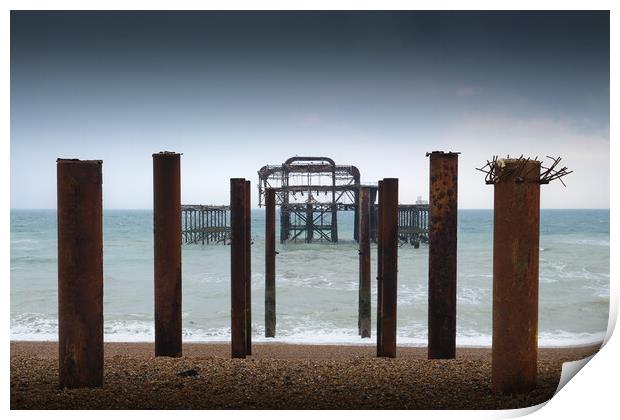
[358,187,371,338]
[153,152,182,357]
[306,202,314,243]
[376,181,384,356]
[427,151,459,359]
[245,180,252,355]
[57,159,103,388]
[331,203,338,242]
[492,159,541,394]
[230,178,248,358]
[370,187,378,242]
[265,188,276,337]
[379,178,398,358]
[353,188,360,242]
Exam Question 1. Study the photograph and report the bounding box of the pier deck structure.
[181,205,230,244]
[257,156,429,245]
[398,204,429,247]
[258,156,364,243]
[180,157,429,245]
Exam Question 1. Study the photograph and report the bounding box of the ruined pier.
[181,205,230,244]
[257,156,429,244]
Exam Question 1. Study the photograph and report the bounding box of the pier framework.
[258,156,364,243]
[181,205,230,244]
[257,156,429,244]
[398,204,429,247]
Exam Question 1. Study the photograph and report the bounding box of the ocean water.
[10,209,609,347]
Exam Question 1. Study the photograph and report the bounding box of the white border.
[4,2,616,419]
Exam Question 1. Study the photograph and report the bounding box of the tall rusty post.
[230,178,248,358]
[265,188,276,337]
[376,180,384,356]
[245,180,252,355]
[378,178,398,358]
[491,159,541,394]
[353,188,360,242]
[153,152,182,357]
[57,159,104,388]
[427,151,459,359]
[370,187,378,242]
[358,186,371,338]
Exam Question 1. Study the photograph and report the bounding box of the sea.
[10,209,610,347]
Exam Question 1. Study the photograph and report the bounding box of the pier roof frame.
[257,156,362,208]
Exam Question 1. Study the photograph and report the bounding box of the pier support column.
[265,188,276,337]
[376,181,384,356]
[330,204,338,243]
[57,159,103,388]
[353,188,360,242]
[153,152,182,357]
[306,203,314,243]
[370,187,378,243]
[427,151,459,359]
[358,187,371,338]
[492,159,541,394]
[231,178,248,358]
[280,208,289,243]
[245,181,252,355]
[378,178,398,358]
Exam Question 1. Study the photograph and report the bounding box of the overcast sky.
[11,11,609,209]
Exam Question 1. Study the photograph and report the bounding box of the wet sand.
[10,341,600,410]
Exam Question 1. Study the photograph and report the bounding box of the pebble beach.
[10,341,600,410]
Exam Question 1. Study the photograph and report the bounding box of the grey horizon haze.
[11,11,610,209]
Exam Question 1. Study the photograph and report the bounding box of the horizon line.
[10,207,612,211]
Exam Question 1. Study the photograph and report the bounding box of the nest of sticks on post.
[476,155,572,186]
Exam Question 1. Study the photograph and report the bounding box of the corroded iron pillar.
[492,159,541,394]
[153,152,182,358]
[57,159,104,388]
[280,207,290,243]
[358,186,371,338]
[427,151,459,359]
[353,188,360,242]
[376,180,384,356]
[265,188,276,337]
[245,180,252,355]
[370,187,378,242]
[230,178,248,358]
[331,203,338,242]
[378,178,398,358]
[306,202,314,243]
